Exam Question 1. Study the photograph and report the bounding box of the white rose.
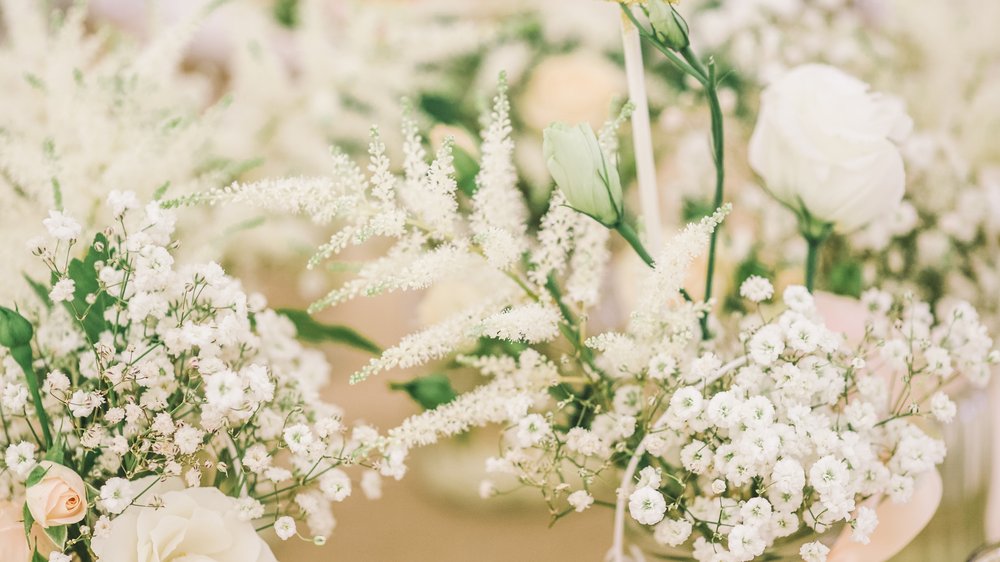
[748,64,912,232]
[91,480,277,562]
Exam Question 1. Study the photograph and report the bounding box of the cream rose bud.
[748,64,912,232]
[25,462,88,528]
[543,122,623,227]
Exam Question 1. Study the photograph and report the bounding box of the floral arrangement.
[1,0,999,561]
[175,1,1000,558]
[0,197,380,561]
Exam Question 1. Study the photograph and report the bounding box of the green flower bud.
[0,306,33,349]
[543,122,623,227]
[647,0,689,51]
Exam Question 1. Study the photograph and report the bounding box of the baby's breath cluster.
[0,195,379,560]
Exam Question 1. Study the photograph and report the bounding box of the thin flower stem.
[615,221,655,268]
[623,5,726,338]
[699,61,726,336]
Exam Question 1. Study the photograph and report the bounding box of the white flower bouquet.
[0,197,380,561]
[2,0,998,561]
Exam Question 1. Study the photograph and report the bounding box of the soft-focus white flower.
[729,523,766,559]
[930,392,957,424]
[515,414,551,447]
[92,482,278,562]
[567,490,594,512]
[628,486,667,526]
[48,279,76,303]
[654,518,693,547]
[740,275,774,302]
[319,469,352,502]
[851,506,878,544]
[800,540,830,562]
[274,516,297,541]
[749,64,912,232]
[42,211,82,241]
[99,478,134,515]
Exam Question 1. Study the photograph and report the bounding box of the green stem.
[616,221,655,268]
[802,219,832,293]
[11,345,52,448]
[699,62,726,337]
[805,235,823,293]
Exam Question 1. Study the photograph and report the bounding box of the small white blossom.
[99,478,134,515]
[740,276,774,302]
[628,486,667,526]
[930,392,956,424]
[654,518,693,547]
[274,516,297,540]
[43,210,82,241]
[49,279,76,303]
[800,541,830,562]
[567,490,594,512]
[851,506,878,544]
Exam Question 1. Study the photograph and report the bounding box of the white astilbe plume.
[311,237,480,311]
[598,102,634,156]
[188,176,339,221]
[529,191,577,285]
[476,303,561,343]
[386,349,557,449]
[631,206,731,330]
[470,73,529,269]
[351,302,506,384]
[408,137,460,237]
[566,219,612,306]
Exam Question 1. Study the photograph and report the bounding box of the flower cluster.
[0,196,378,560]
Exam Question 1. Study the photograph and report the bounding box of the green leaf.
[23,503,33,538]
[419,93,463,124]
[25,464,51,488]
[0,306,34,348]
[44,438,65,464]
[44,524,67,550]
[273,0,299,27]
[22,275,52,310]
[276,309,381,355]
[31,548,46,562]
[828,260,863,298]
[60,233,113,342]
[390,373,457,410]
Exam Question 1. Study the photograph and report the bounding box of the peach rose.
[25,462,88,528]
